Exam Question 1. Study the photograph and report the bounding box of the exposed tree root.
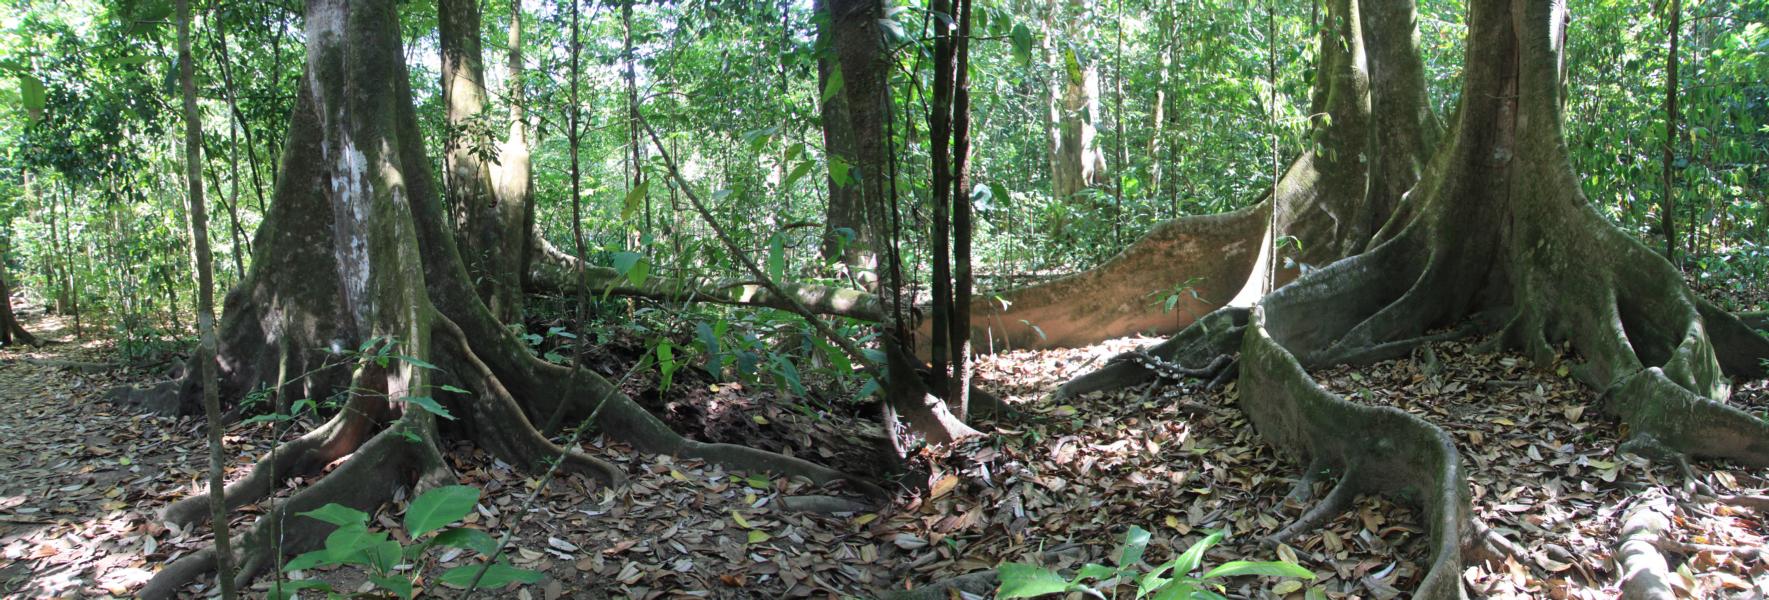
[1238,307,1468,599]
[160,391,387,529]
[1615,498,1676,600]
[142,411,450,599]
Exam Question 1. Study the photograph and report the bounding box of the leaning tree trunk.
[1067,0,1769,597]
[947,0,1438,353]
[135,1,875,595]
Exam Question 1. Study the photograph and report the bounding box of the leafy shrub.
[272,485,541,599]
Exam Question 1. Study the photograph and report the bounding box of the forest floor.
[0,296,1765,599]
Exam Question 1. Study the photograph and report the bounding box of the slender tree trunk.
[830,0,976,444]
[1660,0,1681,266]
[947,0,976,418]
[928,0,956,396]
[176,0,237,596]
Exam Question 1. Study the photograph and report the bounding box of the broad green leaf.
[300,503,369,527]
[766,233,786,282]
[369,574,415,600]
[282,549,334,573]
[783,160,814,191]
[821,66,844,102]
[432,527,499,555]
[1201,560,1316,580]
[1117,525,1152,567]
[1075,562,1118,582]
[611,252,648,286]
[20,74,46,117]
[405,485,480,537]
[829,156,852,187]
[1010,24,1034,65]
[1150,581,1198,600]
[439,562,544,589]
[996,562,1073,598]
[622,180,650,220]
[267,579,331,600]
[1173,529,1226,576]
[404,396,455,420]
[322,523,374,557]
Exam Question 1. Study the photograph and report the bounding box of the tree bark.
[440,0,529,324]
[1659,0,1681,265]
[176,0,238,596]
[814,0,877,288]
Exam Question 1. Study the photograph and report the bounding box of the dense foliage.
[1,0,1763,350]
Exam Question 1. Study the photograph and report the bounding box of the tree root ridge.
[1614,497,1676,600]
[1603,367,1769,468]
[1239,307,1468,599]
[1056,307,1249,398]
[141,412,449,599]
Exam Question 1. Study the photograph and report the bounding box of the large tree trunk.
[134,2,874,595]
[1067,0,1769,597]
[440,0,530,324]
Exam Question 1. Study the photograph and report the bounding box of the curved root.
[1239,306,1468,600]
[142,413,449,599]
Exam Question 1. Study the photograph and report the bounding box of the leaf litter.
[1,307,1765,599]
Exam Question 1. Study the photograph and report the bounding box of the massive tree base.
[129,1,878,596]
[1058,0,1769,597]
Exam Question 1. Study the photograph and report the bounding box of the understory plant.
[997,526,1316,599]
[270,485,541,599]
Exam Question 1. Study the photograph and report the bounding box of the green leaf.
[300,503,369,528]
[369,574,415,600]
[996,562,1073,598]
[404,396,455,420]
[405,485,481,537]
[829,156,853,187]
[611,251,649,286]
[821,66,845,102]
[1117,525,1152,567]
[322,523,375,557]
[440,562,544,589]
[1149,581,1198,600]
[366,538,402,573]
[766,233,786,282]
[19,74,45,118]
[433,527,500,555]
[1075,563,1118,582]
[282,549,334,573]
[783,161,814,191]
[1173,529,1226,576]
[1010,24,1034,65]
[622,180,650,221]
[1200,560,1315,580]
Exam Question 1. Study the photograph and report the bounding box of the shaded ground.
[0,304,1765,598]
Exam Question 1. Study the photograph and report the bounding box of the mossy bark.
[137,1,873,595]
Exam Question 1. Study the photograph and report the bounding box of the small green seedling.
[997,526,1316,600]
